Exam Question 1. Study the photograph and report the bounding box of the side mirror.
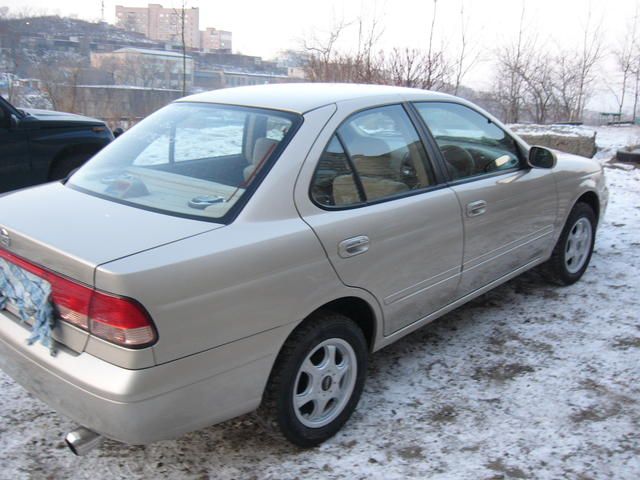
[528,146,557,169]
[9,114,19,129]
[112,127,124,138]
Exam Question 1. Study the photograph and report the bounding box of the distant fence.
[60,85,183,129]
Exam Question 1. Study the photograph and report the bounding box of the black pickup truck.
[0,95,114,193]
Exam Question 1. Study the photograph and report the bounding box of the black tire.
[616,149,640,163]
[49,153,92,181]
[257,312,368,448]
[540,202,596,285]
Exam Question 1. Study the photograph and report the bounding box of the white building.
[91,48,194,90]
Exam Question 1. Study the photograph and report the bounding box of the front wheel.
[257,312,368,447]
[541,202,596,285]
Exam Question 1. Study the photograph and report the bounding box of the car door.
[295,102,464,335]
[0,98,30,193]
[413,101,558,296]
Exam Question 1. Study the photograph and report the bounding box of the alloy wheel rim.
[293,338,357,428]
[565,217,593,274]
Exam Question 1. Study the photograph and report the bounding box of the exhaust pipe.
[65,427,103,456]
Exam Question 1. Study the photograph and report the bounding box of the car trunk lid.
[0,182,222,286]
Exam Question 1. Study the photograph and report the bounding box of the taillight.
[0,248,157,348]
[89,290,156,347]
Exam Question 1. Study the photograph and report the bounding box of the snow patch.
[0,126,638,479]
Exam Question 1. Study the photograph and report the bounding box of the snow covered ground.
[1,127,639,480]
[510,123,597,139]
[595,125,640,161]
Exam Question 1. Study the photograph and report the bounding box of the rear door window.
[310,104,434,207]
[310,135,362,207]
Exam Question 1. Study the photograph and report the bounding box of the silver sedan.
[0,84,608,453]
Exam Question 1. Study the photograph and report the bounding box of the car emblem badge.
[0,227,10,248]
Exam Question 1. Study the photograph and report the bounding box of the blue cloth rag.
[0,258,57,355]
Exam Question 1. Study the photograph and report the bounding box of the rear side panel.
[96,217,344,364]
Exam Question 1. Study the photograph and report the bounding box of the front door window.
[414,102,521,180]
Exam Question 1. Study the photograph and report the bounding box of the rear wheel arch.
[258,295,379,404]
[276,296,379,356]
[315,296,377,351]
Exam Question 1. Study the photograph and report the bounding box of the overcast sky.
[3,0,638,110]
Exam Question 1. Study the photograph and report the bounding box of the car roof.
[179,83,455,114]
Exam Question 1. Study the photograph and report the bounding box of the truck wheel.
[616,148,640,163]
[541,202,596,285]
[257,312,368,447]
[49,153,92,181]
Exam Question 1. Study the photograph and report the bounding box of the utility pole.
[173,1,188,96]
[181,3,186,96]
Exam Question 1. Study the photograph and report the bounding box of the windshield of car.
[69,102,299,221]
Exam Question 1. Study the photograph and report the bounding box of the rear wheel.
[257,312,368,447]
[541,202,596,285]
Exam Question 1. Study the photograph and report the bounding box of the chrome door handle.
[338,236,370,258]
[466,200,487,217]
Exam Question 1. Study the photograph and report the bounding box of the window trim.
[409,100,528,186]
[308,103,447,211]
[404,102,450,185]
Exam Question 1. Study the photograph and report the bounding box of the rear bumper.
[0,311,284,444]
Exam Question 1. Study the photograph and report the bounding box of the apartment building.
[115,4,233,52]
[115,3,200,49]
[200,28,232,52]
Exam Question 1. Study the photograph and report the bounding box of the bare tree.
[386,48,427,88]
[612,5,640,119]
[301,18,351,82]
[519,49,555,123]
[632,58,640,123]
[550,51,579,122]
[301,10,387,85]
[574,4,604,121]
[492,4,535,123]
[37,62,83,112]
[353,13,385,84]
[544,6,603,123]
[99,55,165,88]
[383,0,449,91]
[452,0,480,95]
[300,1,449,91]
[421,0,450,90]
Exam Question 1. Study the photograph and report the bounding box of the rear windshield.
[69,103,299,221]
